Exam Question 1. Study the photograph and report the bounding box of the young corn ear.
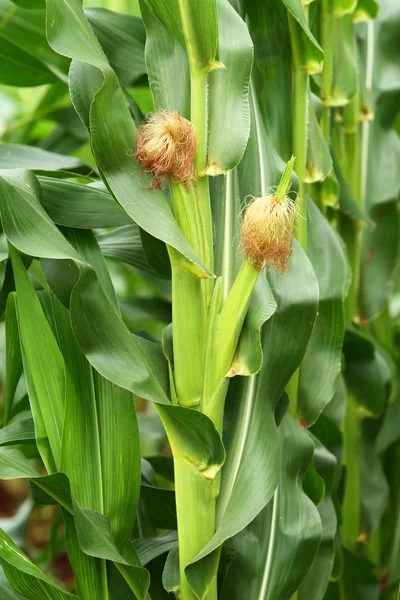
[241,156,298,274]
[136,110,197,187]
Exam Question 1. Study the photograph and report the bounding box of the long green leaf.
[205,0,253,174]
[0,529,77,600]
[221,415,322,599]
[298,198,347,426]
[10,246,65,472]
[142,0,219,75]
[39,178,132,229]
[4,294,22,426]
[0,169,169,404]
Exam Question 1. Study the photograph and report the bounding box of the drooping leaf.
[141,0,190,117]
[134,531,178,567]
[185,241,319,598]
[39,178,132,229]
[0,419,35,447]
[299,433,338,600]
[298,198,347,426]
[0,528,77,600]
[9,246,65,472]
[0,145,84,172]
[4,293,22,426]
[343,327,387,418]
[84,7,146,85]
[220,415,322,600]
[0,169,169,404]
[205,0,253,174]
[142,0,219,75]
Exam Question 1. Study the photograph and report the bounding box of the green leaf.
[0,568,25,600]
[10,246,65,472]
[0,528,77,600]
[134,531,178,566]
[4,294,22,426]
[39,178,132,229]
[96,226,157,276]
[354,0,379,21]
[340,548,380,599]
[142,0,219,75]
[298,198,347,426]
[10,0,44,8]
[0,448,39,479]
[63,512,107,600]
[141,0,190,116]
[299,433,338,599]
[305,95,333,183]
[0,169,169,404]
[44,0,210,275]
[360,420,389,537]
[360,202,399,321]
[0,38,57,87]
[162,547,180,595]
[0,0,69,76]
[329,15,359,106]
[72,502,150,600]
[156,405,225,478]
[282,0,324,73]
[140,482,177,531]
[0,145,84,172]
[233,276,277,376]
[243,1,293,161]
[40,288,141,551]
[184,242,319,598]
[0,419,35,447]
[220,415,322,599]
[343,327,387,418]
[84,8,146,85]
[205,0,253,174]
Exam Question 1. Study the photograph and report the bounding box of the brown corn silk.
[241,194,298,274]
[136,110,197,187]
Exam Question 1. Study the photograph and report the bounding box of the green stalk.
[320,0,334,142]
[191,74,214,308]
[372,300,394,352]
[191,74,208,174]
[174,458,219,600]
[292,67,308,251]
[167,6,217,597]
[168,249,206,408]
[202,259,260,431]
[288,13,309,416]
[342,92,361,322]
[341,400,361,548]
[288,13,309,252]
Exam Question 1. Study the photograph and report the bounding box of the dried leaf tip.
[135,110,197,188]
[241,157,297,274]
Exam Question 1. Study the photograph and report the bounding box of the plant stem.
[168,249,206,408]
[342,92,361,322]
[191,74,214,308]
[191,74,208,174]
[287,13,309,416]
[202,258,260,430]
[320,0,334,143]
[288,11,309,252]
[292,67,308,252]
[341,400,361,548]
[174,457,218,600]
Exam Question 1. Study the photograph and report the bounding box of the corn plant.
[0,0,399,599]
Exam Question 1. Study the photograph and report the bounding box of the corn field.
[0,0,399,598]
